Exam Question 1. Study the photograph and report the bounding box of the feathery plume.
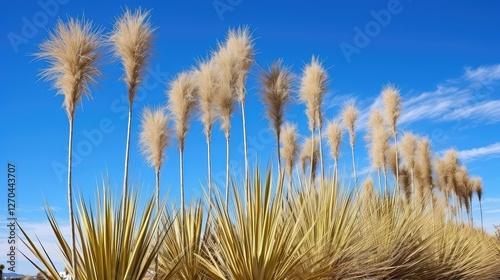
[139,107,170,171]
[400,132,417,197]
[261,59,292,171]
[325,120,342,161]
[280,123,299,178]
[382,84,402,191]
[224,26,254,102]
[196,59,218,138]
[415,137,433,203]
[342,101,359,186]
[382,84,401,135]
[366,109,390,193]
[387,145,399,177]
[342,101,358,147]
[110,7,155,104]
[300,136,319,181]
[326,120,342,185]
[299,56,328,179]
[37,17,101,119]
[167,72,197,150]
[213,47,236,138]
[299,56,328,131]
[472,177,484,229]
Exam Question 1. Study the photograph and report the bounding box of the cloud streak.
[456,142,500,162]
[354,64,500,131]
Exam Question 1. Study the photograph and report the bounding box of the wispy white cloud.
[483,197,500,203]
[464,64,500,84]
[354,64,500,130]
[456,142,500,162]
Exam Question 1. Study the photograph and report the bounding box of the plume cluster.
[138,107,170,171]
[299,56,328,132]
[167,72,197,150]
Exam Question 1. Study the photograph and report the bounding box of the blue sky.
[1,0,500,275]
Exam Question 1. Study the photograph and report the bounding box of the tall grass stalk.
[167,72,197,222]
[138,107,170,279]
[342,101,359,188]
[261,59,292,173]
[280,123,299,194]
[195,59,218,198]
[224,27,254,185]
[299,56,328,181]
[382,84,401,191]
[110,7,155,197]
[325,120,342,186]
[36,17,101,280]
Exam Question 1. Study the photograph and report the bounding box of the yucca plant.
[341,101,359,187]
[36,17,101,279]
[158,202,206,279]
[138,107,171,279]
[299,56,328,181]
[261,59,292,173]
[288,177,367,279]
[19,186,171,280]
[167,72,197,219]
[199,170,330,279]
[110,8,155,197]
[382,84,402,189]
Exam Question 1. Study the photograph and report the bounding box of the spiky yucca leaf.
[199,170,329,280]
[288,178,367,279]
[157,201,205,279]
[19,186,172,280]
